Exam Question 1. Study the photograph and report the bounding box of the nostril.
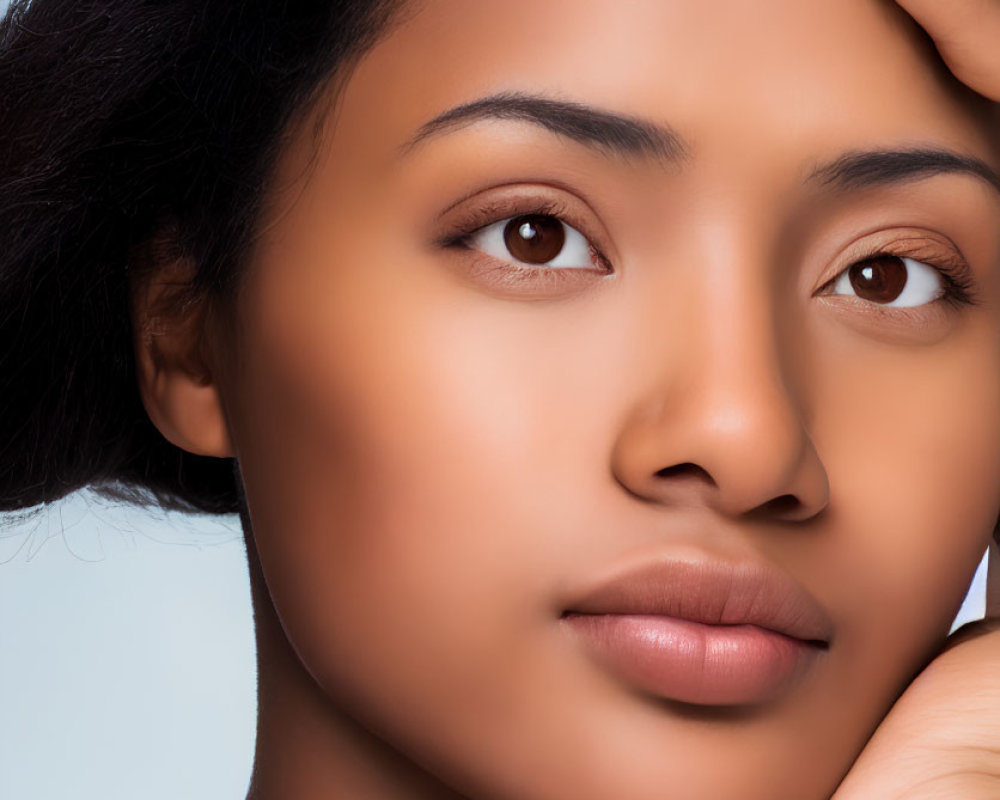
[654,462,714,483]
[746,493,804,520]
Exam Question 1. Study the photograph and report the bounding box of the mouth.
[560,556,833,707]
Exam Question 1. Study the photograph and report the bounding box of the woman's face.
[210,0,1000,797]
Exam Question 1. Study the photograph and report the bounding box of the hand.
[831,620,1000,800]
[895,0,1000,101]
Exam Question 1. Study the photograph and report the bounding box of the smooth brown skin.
[132,1,1000,798]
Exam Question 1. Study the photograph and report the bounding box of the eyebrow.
[400,91,688,163]
[810,148,1000,196]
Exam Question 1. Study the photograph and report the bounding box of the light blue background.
[1,494,256,800]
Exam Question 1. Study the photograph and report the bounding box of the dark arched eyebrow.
[400,91,689,164]
[809,148,1000,196]
[402,99,999,197]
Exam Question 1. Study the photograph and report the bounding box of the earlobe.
[131,255,234,459]
[136,353,234,458]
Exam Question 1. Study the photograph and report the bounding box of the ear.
[130,246,234,458]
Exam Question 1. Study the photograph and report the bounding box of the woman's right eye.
[467,214,608,271]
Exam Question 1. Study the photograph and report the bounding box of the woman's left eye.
[830,255,945,307]
[467,214,602,270]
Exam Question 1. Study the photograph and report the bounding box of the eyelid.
[437,196,568,247]
[815,232,979,309]
[433,186,616,268]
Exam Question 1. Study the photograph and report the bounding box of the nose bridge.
[697,272,809,491]
[612,235,828,521]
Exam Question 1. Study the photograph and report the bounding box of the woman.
[1,1,999,798]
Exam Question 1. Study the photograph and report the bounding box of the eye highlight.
[468,213,604,270]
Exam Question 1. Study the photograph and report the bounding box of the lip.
[561,555,833,706]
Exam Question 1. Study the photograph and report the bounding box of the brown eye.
[468,213,599,270]
[502,215,566,264]
[832,255,944,307]
[847,256,907,303]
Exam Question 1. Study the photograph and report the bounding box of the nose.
[610,279,829,523]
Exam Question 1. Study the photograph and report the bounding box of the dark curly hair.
[0,0,406,515]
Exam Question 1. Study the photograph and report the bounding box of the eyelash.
[437,200,978,309]
[820,241,978,310]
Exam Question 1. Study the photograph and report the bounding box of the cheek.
[812,322,1000,667]
[224,246,606,732]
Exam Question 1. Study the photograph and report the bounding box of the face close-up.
[183,0,1000,798]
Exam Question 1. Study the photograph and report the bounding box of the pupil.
[848,256,907,303]
[503,215,565,264]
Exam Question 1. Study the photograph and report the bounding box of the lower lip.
[562,613,823,706]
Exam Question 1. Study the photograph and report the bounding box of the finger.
[831,627,1000,800]
[896,0,1000,101]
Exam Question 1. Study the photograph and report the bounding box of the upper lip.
[563,554,834,645]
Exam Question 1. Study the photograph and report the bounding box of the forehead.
[319,0,995,169]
